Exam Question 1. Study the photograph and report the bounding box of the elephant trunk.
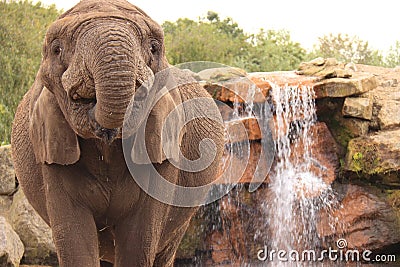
[87,21,148,130]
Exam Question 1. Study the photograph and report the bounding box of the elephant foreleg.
[42,165,100,267]
[153,220,190,267]
[113,196,164,267]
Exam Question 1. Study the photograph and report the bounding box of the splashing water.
[265,82,338,257]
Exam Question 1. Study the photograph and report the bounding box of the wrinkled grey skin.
[11,0,224,266]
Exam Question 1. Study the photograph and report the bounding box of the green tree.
[242,29,306,72]
[385,41,400,67]
[0,0,60,144]
[162,15,250,68]
[311,33,384,65]
[162,13,305,73]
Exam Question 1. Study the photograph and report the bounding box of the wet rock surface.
[318,184,400,251]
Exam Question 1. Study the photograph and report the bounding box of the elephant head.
[30,0,178,164]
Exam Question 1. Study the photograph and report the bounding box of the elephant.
[10,0,224,266]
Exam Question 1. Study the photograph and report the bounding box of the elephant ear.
[131,87,186,164]
[30,87,80,165]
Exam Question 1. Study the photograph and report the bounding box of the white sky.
[36,0,399,52]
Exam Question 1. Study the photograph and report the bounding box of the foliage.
[241,29,306,72]
[310,33,384,65]
[162,14,305,72]
[385,41,400,67]
[162,13,250,68]
[0,0,60,144]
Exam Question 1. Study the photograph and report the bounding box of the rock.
[216,142,267,184]
[309,57,326,66]
[204,71,318,104]
[378,100,400,129]
[341,117,370,136]
[308,122,339,186]
[206,230,234,265]
[176,209,206,261]
[197,67,247,82]
[218,122,338,189]
[345,62,357,72]
[380,78,398,87]
[0,216,24,267]
[313,72,378,98]
[345,129,400,177]
[224,117,262,142]
[318,184,400,251]
[9,190,56,265]
[297,57,352,78]
[350,65,400,129]
[204,77,266,104]
[0,145,16,195]
[342,97,373,120]
[317,98,370,153]
[248,71,318,97]
[0,195,12,217]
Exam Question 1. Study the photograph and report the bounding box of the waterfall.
[264,81,338,261]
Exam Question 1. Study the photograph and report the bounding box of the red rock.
[248,71,318,92]
[205,230,235,265]
[318,184,400,250]
[216,142,269,184]
[205,71,319,104]
[224,117,262,142]
[218,122,338,189]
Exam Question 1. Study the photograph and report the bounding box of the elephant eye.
[51,40,62,56]
[150,40,160,54]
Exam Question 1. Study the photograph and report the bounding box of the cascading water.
[262,81,339,264]
[216,74,341,265]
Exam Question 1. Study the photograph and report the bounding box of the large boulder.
[8,190,56,265]
[378,100,400,129]
[0,195,13,219]
[318,184,400,251]
[297,57,352,78]
[356,64,400,130]
[313,72,378,98]
[0,216,24,267]
[342,97,373,120]
[345,129,400,181]
[0,145,16,195]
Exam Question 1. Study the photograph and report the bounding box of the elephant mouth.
[88,107,120,145]
[75,78,146,144]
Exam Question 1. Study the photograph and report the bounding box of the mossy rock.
[345,129,400,184]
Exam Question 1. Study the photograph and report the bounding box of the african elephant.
[11,0,224,266]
